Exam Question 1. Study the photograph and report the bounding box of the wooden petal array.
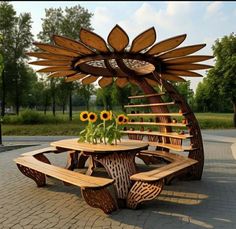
[65,73,89,82]
[145,78,159,86]
[161,73,186,82]
[158,44,206,59]
[29,60,72,66]
[134,64,155,75]
[130,27,156,53]
[147,34,186,55]
[98,77,113,88]
[167,64,213,70]
[81,75,98,85]
[37,66,72,73]
[53,35,94,55]
[79,28,109,52]
[166,70,203,77]
[33,43,79,57]
[27,52,72,60]
[116,77,129,88]
[163,55,214,64]
[48,71,77,78]
[108,25,129,52]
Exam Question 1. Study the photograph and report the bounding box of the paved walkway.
[0,130,236,228]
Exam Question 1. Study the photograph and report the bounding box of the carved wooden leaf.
[161,73,186,82]
[163,55,214,64]
[158,44,206,59]
[147,34,186,55]
[26,52,72,60]
[65,73,88,82]
[33,43,80,57]
[53,35,94,55]
[167,64,213,70]
[145,78,159,86]
[130,27,156,53]
[107,25,129,51]
[128,78,139,86]
[48,71,77,78]
[98,77,113,88]
[166,70,203,77]
[29,60,72,66]
[116,78,128,88]
[81,75,98,85]
[79,28,109,52]
[37,66,72,73]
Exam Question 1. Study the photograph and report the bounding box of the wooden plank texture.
[128,92,165,99]
[124,102,175,108]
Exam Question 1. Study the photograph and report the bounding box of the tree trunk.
[62,103,65,114]
[15,72,20,115]
[1,69,6,117]
[69,89,72,121]
[232,97,236,128]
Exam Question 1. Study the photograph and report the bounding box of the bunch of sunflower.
[79,110,128,144]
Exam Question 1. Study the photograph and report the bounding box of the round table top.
[50,138,149,153]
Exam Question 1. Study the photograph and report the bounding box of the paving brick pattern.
[0,138,236,228]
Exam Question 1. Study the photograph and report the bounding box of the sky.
[11,1,236,92]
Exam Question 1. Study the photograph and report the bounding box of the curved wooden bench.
[127,153,197,209]
[14,156,117,213]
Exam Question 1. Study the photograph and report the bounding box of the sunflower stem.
[103,119,106,144]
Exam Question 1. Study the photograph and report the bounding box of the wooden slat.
[48,71,77,78]
[124,102,175,108]
[21,147,58,156]
[98,77,113,88]
[79,28,109,52]
[116,77,129,88]
[126,121,187,127]
[53,35,94,55]
[166,70,203,77]
[29,60,72,66]
[163,55,214,64]
[33,43,79,57]
[158,44,206,59]
[147,34,186,55]
[81,75,98,85]
[14,156,113,188]
[127,113,184,117]
[134,64,155,75]
[107,25,129,51]
[121,130,192,139]
[130,27,156,53]
[65,73,89,82]
[167,63,213,70]
[128,92,165,99]
[26,52,73,60]
[160,73,186,82]
[37,66,72,73]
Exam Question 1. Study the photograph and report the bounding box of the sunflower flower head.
[100,110,110,121]
[88,112,98,123]
[123,116,129,124]
[117,114,126,125]
[80,111,89,121]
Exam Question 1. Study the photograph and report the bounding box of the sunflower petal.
[53,35,94,55]
[145,78,159,86]
[165,70,203,77]
[81,75,98,85]
[65,73,89,82]
[158,44,206,59]
[37,66,72,73]
[147,34,186,55]
[167,64,213,70]
[163,55,214,64]
[161,73,186,82]
[107,25,129,51]
[26,52,72,60]
[116,78,129,88]
[79,28,109,52]
[33,43,80,57]
[98,77,113,88]
[48,71,77,78]
[29,60,72,66]
[130,27,156,53]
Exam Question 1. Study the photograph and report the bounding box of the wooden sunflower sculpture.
[27,25,213,87]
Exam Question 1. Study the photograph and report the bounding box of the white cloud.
[206,1,223,15]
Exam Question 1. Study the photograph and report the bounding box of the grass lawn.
[2,112,234,136]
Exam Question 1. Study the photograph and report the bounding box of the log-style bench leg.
[82,187,117,214]
[16,164,46,187]
[126,179,164,209]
